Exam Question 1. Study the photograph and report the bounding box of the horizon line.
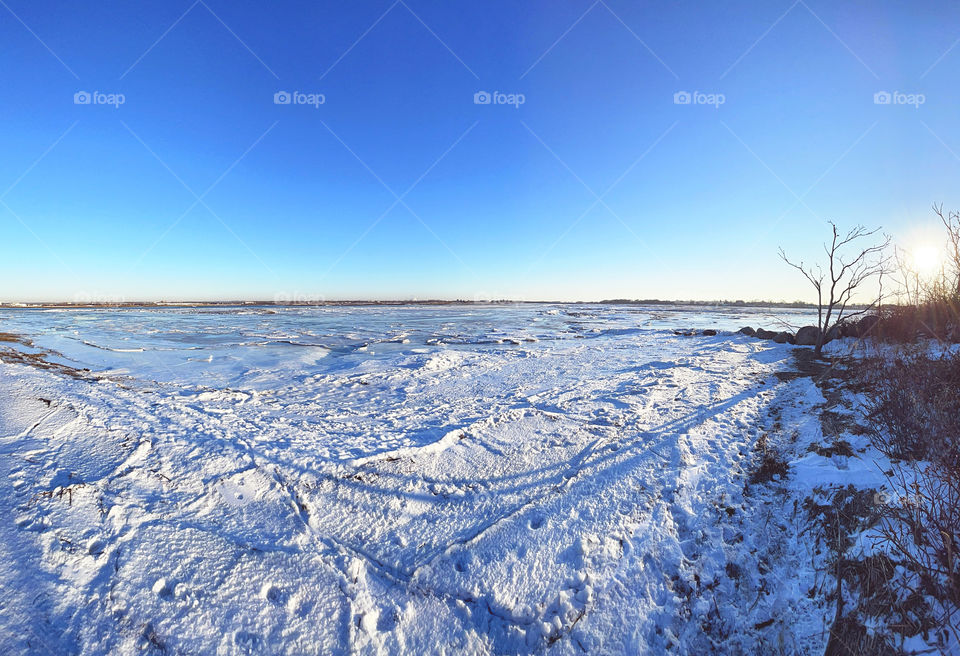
[0,298,829,309]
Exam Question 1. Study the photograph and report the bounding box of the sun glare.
[911,243,944,277]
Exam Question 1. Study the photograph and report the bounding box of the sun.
[911,243,944,277]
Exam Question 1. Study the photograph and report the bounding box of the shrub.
[861,351,960,645]
[863,351,960,465]
[875,300,960,343]
[874,460,960,645]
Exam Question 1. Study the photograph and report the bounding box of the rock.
[737,327,756,336]
[773,331,794,344]
[755,328,777,340]
[838,321,858,338]
[795,325,820,346]
[857,315,880,337]
[825,325,840,342]
[702,329,717,336]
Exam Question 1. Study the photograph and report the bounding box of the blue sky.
[2,1,958,302]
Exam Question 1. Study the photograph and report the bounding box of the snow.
[0,304,843,654]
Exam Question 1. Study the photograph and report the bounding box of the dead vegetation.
[862,351,960,645]
[0,331,33,346]
[0,330,93,380]
[748,431,789,485]
[768,346,951,654]
[792,349,960,652]
[0,346,92,379]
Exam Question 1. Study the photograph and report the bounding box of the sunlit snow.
[0,304,834,654]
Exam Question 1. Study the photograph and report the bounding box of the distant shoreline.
[0,299,828,310]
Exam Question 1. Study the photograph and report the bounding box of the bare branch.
[780,221,889,355]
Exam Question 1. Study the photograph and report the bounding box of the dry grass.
[749,431,789,485]
[0,331,32,346]
[0,345,91,379]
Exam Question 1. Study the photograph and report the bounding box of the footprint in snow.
[261,582,284,604]
[230,631,264,653]
[152,577,173,599]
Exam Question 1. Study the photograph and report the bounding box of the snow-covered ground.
[0,304,840,654]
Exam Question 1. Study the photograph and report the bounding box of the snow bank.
[0,305,829,654]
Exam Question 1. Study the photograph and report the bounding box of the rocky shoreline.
[736,314,885,347]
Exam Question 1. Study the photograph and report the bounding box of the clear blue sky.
[2,1,958,302]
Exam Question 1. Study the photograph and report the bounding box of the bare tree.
[779,222,891,356]
[893,244,922,307]
[933,204,960,298]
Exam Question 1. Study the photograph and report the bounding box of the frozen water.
[0,304,830,654]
